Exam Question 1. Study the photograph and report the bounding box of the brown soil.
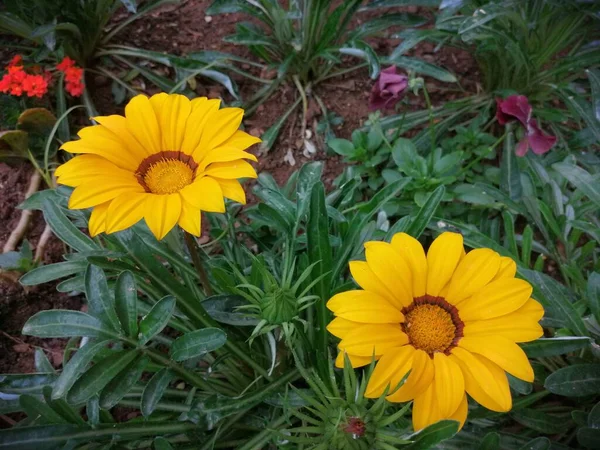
[0,0,478,373]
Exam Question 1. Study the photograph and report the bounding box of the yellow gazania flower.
[327,232,544,431]
[55,93,260,240]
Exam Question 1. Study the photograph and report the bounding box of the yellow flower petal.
[55,155,131,187]
[433,353,465,417]
[61,128,139,171]
[451,347,511,412]
[197,107,244,152]
[426,232,464,296]
[349,261,397,305]
[180,176,226,213]
[202,160,257,179]
[464,299,544,343]
[105,192,147,234]
[449,394,468,431]
[364,241,413,309]
[365,345,415,398]
[493,257,517,280]
[390,232,427,297]
[214,178,246,204]
[182,99,221,156]
[93,115,150,158]
[445,248,501,305]
[459,278,532,321]
[198,147,258,172]
[327,291,404,323]
[178,200,202,236]
[386,349,434,402]
[157,94,191,151]
[219,130,261,150]
[89,202,110,237]
[412,382,442,431]
[144,193,182,240]
[125,94,162,156]
[326,317,363,339]
[69,175,143,209]
[339,324,408,356]
[335,350,378,369]
[459,335,534,382]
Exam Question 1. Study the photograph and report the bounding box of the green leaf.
[406,186,445,238]
[23,311,113,339]
[17,108,56,133]
[296,162,323,219]
[0,130,29,159]
[518,437,551,450]
[19,395,68,424]
[328,138,356,156]
[406,420,460,449]
[500,129,522,200]
[114,271,139,338]
[511,408,570,434]
[99,356,149,409]
[545,364,600,397]
[521,337,591,358]
[589,401,600,428]
[85,265,122,333]
[119,0,137,13]
[339,40,380,79]
[478,432,500,450]
[141,369,173,417]
[0,373,56,395]
[0,424,84,450]
[202,294,259,326]
[138,296,176,345]
[34,348,55,374]
[170,328,227,361]
[20,260,88,286]
[588,68,600,122]
[588,273,600,325]
[520,269,588,336]
[553,162,600,210]
[42,200,97,253]
[153,437,175,450]
[385,55,457,82]
[67,351,138,404]
[578,427,600,449]
[259,98,301,153]
[52,341,110,400]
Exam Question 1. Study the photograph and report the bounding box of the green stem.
[315,62,368,84]
[457,131,508,178]
[422,84,436,155]
[184,232,213,297]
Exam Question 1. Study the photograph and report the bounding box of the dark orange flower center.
[402,296,464,356]
[136,151,197,194]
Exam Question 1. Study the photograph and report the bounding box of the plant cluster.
[0,1,599,450]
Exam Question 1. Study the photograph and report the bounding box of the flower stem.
[184,232,213,297]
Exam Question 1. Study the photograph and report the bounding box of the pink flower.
[369,66,408,111]
[496,95,556,156]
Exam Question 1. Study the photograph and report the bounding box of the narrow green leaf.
[99,356,149,409]
[520,269,588,336]
[138,296,176,345]
[478,432,500,450]
[170,328,227,361]
[406,186,445,238]
[34,348,55,374]
[511,408,569,433]
[521,337,591,358]
[20,260,88,286]
[141,369,173,417]
[500,130,522,200]
[115,271,139,338]
[588,272,600,324]
[545,364,600,397]
[553,162,600,209]
[153,437,175,450]
[67,351,138,404]
[19,395,68,424]
[53,341,109,399]
[578,427,600,449]
[85,265,122,333]
[42,200,97,252]
[518,437,551,450]
[406,420,459,449]
[296,162,323,219]
[385,55,457,82]
[23,311,113,339]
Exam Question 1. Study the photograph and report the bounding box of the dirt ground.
[0,0,478,374]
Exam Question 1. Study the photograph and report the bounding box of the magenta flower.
[369,66,408,111]
[496,95,556,156]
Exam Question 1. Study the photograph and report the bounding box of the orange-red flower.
[56,57,84,97]
[22,74,49,98]
[56,56,76,72]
